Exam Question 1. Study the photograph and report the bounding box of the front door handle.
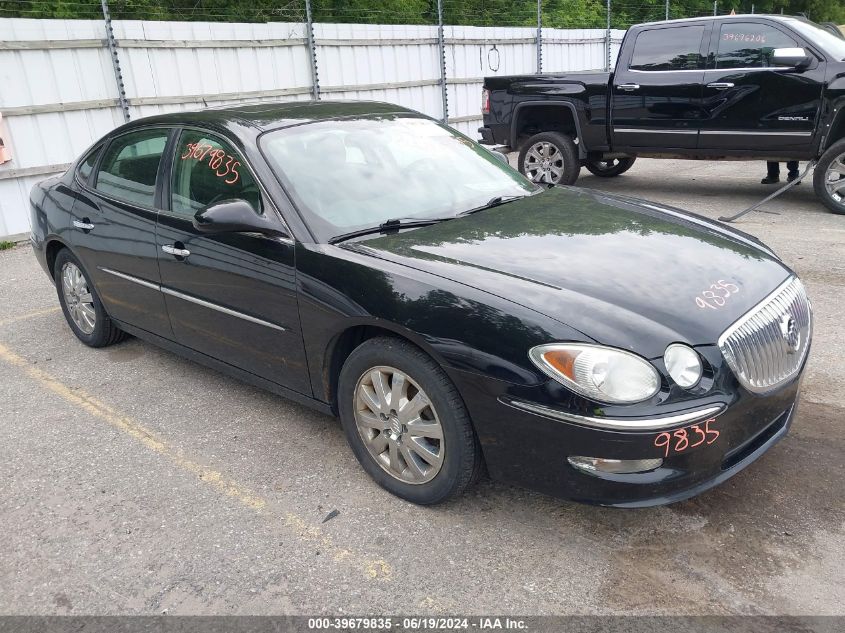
[162,244,191,258]
[72,219,94,231]
[617,83,640,92]
[707,82,735,90]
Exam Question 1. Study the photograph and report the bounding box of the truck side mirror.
[772,47,811,71]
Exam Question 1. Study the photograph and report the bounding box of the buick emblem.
[779,314,801,353]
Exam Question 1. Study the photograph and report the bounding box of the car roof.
[636,14,810,28]
[122,100,422,134]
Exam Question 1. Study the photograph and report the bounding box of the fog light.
[664,343,703,389]
[568,456,663,474]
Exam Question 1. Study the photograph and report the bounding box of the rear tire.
[585,156,636,177]
[338,337,482,505]
[54,248,127,348]
[813,139,845,215]
[518,132,580,186]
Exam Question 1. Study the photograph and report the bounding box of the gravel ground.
[0,158,842,615]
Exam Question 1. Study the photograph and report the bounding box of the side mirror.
[772,47,811,70]
[193,199,286,236]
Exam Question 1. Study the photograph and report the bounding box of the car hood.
[348,187,793,358]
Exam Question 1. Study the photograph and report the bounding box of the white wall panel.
[445,25,539,133]
[314,23,443,122]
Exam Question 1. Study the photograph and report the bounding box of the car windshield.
[786,18,845,60]
[260,115,538,242]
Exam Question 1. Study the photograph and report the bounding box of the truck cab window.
[715,23,799,69]
[629,25,705,71]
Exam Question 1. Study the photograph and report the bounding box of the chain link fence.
[0,0,807,30]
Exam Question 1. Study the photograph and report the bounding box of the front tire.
[54,249,127,347]
[518,132,580,186]
[814,139,845,215]
[585,156,636,177]
[338,337,482,504]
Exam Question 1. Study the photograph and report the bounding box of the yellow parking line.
[0,341,392,581]
[0,306,61,328]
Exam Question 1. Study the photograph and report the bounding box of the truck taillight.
[481,88,490,115]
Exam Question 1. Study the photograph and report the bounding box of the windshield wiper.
[457,194,529,217]
[328,217,450,245]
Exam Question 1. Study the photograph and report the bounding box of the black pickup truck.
[479,14,845,214]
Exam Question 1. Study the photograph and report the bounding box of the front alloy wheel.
[814,139,845,215]
[354,366,444,484]
[585,156,637,178]
[338,337,482,504]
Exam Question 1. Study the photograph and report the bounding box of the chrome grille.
[718,277,812,394]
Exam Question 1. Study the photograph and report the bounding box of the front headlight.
[529,343,660,404]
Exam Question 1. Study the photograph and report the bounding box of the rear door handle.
[72,219,94,231]
[162,244,191,258]
[617,83,640,92]
[707,82,735,90]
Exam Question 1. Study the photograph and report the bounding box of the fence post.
[605,0,611,71]
[304,0,320,100]
[437,0,448,124]
[100,0,130,122]
[536,0,542,73]
[713,1,717,16]
[665,0,669,20]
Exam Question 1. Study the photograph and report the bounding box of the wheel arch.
[510,101,586,158]
[45,237,71,281]
[821,98,845,153]
[320,321,453,416]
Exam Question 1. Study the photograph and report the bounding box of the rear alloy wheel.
[54,248,127,347]
[585,156,637,177]
[338,337,482,504]
[814,139,845,215]
[518,132,580,186]
[61,261,96,335]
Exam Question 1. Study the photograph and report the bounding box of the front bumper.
[458,369,802,507]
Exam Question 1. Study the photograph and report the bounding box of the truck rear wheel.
[585,157,637,177]
[518,132,580,186]
[814,139,845,215]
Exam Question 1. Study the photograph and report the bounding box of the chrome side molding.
[160,287,286,332]
[97,266,286,333]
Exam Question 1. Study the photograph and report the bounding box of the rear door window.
[629,25,706,71]
[94,129,169,207]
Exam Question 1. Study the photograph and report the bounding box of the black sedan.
[30,101,812,507]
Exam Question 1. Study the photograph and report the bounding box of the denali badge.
[780,314,800,353]
[777,116,810,122]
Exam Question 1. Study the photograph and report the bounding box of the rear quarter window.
[77,145,101,184]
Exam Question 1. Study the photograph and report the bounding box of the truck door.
[611,22,710,150]
[698,19,824,152]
